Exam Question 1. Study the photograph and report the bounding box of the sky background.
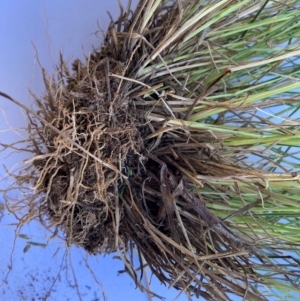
[0,1,190,300]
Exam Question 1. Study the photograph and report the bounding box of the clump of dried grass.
[2,1,300,300]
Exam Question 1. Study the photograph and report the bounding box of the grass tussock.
[1,1,300,300]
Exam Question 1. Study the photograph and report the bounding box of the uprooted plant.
[1,1,300,300]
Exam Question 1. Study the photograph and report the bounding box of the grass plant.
[1,1,300,300]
